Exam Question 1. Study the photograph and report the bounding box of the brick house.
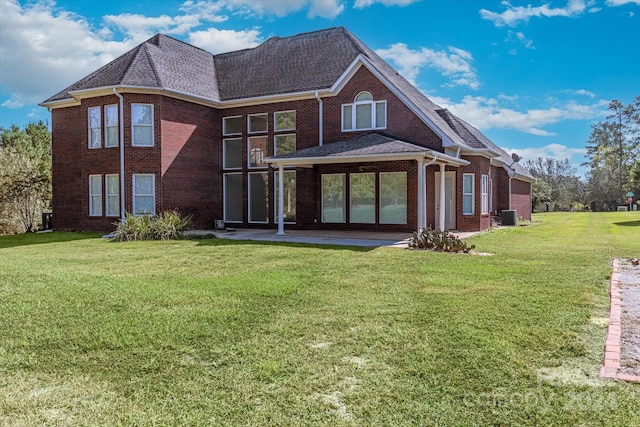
[40,27,533,233]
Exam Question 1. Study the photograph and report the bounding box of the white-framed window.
[248,113,268,134]
[131,104,154,147]
[105,174,120,217]
[89,174,102,216]
[350,173,375,224]
[342,91,386,132]
[88,107,101,149]
[274,170,296,223]
[322,174,346,223]
[223,116,242,136]
[223,173,243,222]
[104,104,119,148]
[481,174,489,215]
[132,174,155,215]
[248,172,269,223]
[379,172,406,224]
[274,110,296,131]
[248,136,267,168]
[463,173,474,215]
[223,138,242,169]
[274,134,296,156]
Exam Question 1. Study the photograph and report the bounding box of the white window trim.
[341,98,387,132]
[104,104,119,148]
[379,172,407,225]
[248,136,268,169]
[463,173,475,216]
[223,173,243,223]
[223,116,242,136]
[223,138,242,170]
[273,170,296,224]
[273,133,296,159]
[132,174,156,216]
[89,174,102,216]
[274,110,296,132]
[321,173,346,224]
[88,106,101,149]
[489,178,493,214]
[248,171,269,224]
[248,113,268,134]
[481,174,489,215]
[105,174,120,217]
[131,103,154,147]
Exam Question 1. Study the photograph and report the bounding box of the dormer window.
[342,91,386,132]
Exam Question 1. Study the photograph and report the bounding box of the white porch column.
[438,163,446,231]
[417,160,426,229]
[276,164,285,236]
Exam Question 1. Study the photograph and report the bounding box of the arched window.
[342,91,386,131]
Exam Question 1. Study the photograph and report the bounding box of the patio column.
[438,163,446,231]
[276,164,285,236]
[417,160,426,229]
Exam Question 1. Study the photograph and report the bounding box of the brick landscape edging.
[600,258,640,382]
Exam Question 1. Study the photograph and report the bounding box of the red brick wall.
[511,179,532,221]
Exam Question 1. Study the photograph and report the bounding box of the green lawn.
[1,212,639,426]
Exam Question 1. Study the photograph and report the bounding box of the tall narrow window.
[106,174,120,217]
[322,174,346,223]
[248,136,267,168]
[223,138,242,169]
[481,175,489,215]
[132,174,155,215]
[342,91,386,131]
[248,172,269,223]
[224,173,243,222]
[380,172,406,224]
[274,171,296,223]
[89,174,102,216]
[88,107,101,148]
[463,173,474,215]
[223,116,242,136]
[131,104,154,147]
[350,173,375,223]
[104,105,118,148]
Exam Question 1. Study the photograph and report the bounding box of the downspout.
[113,87,126,223]
[315,92,323,146]
[508,176,513,210]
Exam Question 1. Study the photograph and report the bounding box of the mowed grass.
[1,212,639,426]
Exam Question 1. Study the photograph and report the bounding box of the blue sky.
[1,0,639,176]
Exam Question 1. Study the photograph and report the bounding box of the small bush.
[409,227,475,253]
[110,210,191,241]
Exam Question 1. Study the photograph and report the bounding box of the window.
[88,107,101,148]
[274,111,296,131]
[132,174,155,215]
[274,134,296,156]
[89,174,102,216]
[223,116,242,136]
[489,178,493,214]
[463,173,474,215]
[274,171,296,223]
[106,174,120,217]
[322,174,346,223]
[131,104,153,147]
[224,173,243,222]
[248,113,268,133]
[342,91,386,131]
[223,138,242,169]
[249,172,269,223]
[248,136,267,168]
[350,173,375,223]
[105,105,118,148]
[380,172,406,224]
[481,174,489,215]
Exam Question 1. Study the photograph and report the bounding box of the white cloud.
[188,27,262,53]
[433,95,609,135]
[502,143,587,168]
[354,0,419,7]
[480,0,591,27]
[606,0,640,5]
[225,0,344,18]
[568,89,597,97]
[376,43,480,89]
[308,0,345,18]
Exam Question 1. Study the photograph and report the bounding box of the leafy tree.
[524,157,580,211]
[0,121,52,233]
[584,97,640,208]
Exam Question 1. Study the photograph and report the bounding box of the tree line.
[528,96,639,212]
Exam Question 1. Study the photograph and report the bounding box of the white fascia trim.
[266,150,469,168]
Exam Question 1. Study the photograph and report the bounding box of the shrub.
[110,210,191,241]
[409,227,475,253]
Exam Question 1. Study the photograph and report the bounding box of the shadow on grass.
[0,231,101,249]
[188,235,377,252]
[613,220,640,227]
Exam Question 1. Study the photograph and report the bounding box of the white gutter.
[113,87,126,223]
[315,92,323,146]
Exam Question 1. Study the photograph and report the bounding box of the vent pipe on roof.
[315,92,323,146]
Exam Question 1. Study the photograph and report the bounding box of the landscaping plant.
[110,210,191,241]
[409,226,476,253]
